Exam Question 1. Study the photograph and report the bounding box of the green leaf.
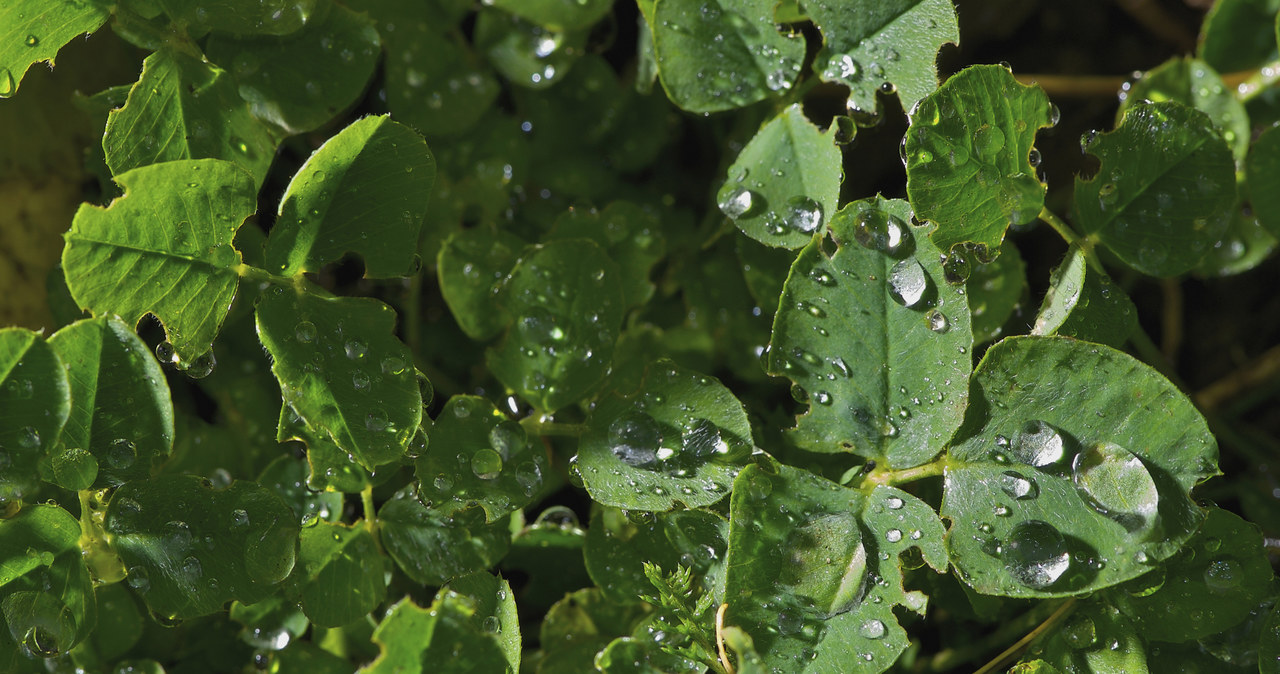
[905,64,1053,256]
[62,158,255,365]
[0,329,70,507]
[724,464,946,672]
[547,202,666,309]
[291,521,386,628]
[1031,244,1137,348]
[1248,123,1280,239]
[650,0,805,113]
[229,594,308,650]
[537,588,650,673]
[485,239,624,413]
[486,0,612,31]
[0,505,95,656]
[265,115,435,279]
[585,507,728,606]
[1120,56,1250,160]
[155,0,319,37]
[0,0,110,99]
[444,572,521,673]
[807,0,959,114]
[47,317,174,488]
[768,198,972,467]
[1035,599,1149,673]
[595,633,705,673]
[943,336,1218,597]
[205,2,381,135]
[1110,508,1274,642]
[102,49,278,188]
[255,289,421,471]
[967,239,1025,344]
[416,396,544,521]
[86,583,143,661]
[1072,101,1236,277]
[105,476,300,620]
[257,455,343,526]
[377,490,511,586]
[437,227,528,341]
[1262,601,1280,674]
[577,360,753,511]
[1196,200,1278,276]
[269,641,352,674]
[363,594,510,674]
[276,405,374,493]
[1197,0,1280,73]
[475,10,586,91]
[716,105,842,249]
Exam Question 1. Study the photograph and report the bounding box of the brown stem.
[1015,73,1128,98]
[1113,0,1196,52]
[1194,343,1280,412]
[1160,278,1183,362]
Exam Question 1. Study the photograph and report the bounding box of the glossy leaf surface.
[62,159,255,365]
[807,0,959,114]
[256,289,421,470]
[363,594,509,673]
[105,476,300,620]
[0,505,95,657]
[967,240,1025,344]
[0,0,109,99]
[377,491,510,586]
[416,395,546,521]
[1248,123,1280,239]
[102,49,278,188]
[768,198,971,467]
[717,105,842,249]
[577,360,752,511]
[0,330,69,507]
[1073,102,1235,277]
[546,202,666,309]
[1031,244,1137,348]
[485,239,624,413]
[445,572,521,673]
[650,0,805,113]
[266,116,435,278]
[437,227,527,341]
[205,3,381,135]
[291,521,386,628]
[1120,56,1250,160]
[905,65,1053,255]
[47,317,173,488]
[944,336,1217,597]
[724,465,946,672]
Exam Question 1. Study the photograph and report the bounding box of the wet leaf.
[104,475,300,620]
[289,521,386,628]
[363,593,510,674]
[444,572,521,673]
[1073,101,1236,277]
[265,116,435,279]
[807,0,959,114]
[1248,123,1280,239]
[0,329,69,507]
[537,588,650,673]
[377,490,510,586]
[905,64,1053,256]
[1197,0,1280,73]
[154,0,319,37]
[486,0,612,31]
[1031,243,1137,348]
[584,507,728,606]
[944,336,1218,597]
[717,105,842,249]
[768,197,972,467]
[576,360,752,511]
[1034,599,1148,672]
[967,239,1025,345]
[650,0,805,113]
[437,227,528,341]
[1120,57,1250,160]
[547,202,666,309]
[0,505,95,656]
[62,158,255,365]
[0,0,110,99]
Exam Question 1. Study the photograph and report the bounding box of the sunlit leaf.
[0,329,69,507]
[1031,244,1137,348]
[0,505,95,657]
[0,0,110,99]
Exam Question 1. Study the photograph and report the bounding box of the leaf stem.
[924,597,1072,672]
[235,263,296,288]
[1232,60,1280,103]
[972,598,1077,674]
[862,459,946,487]
[519,417,588,437]
[361,486,381,553]
[1194,342,1280,413]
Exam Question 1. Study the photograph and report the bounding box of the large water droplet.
[1203,558,1242,592]
[1062,613,1097,649]
[295,321,317,343]
[1071,441,1158,531]
[824,53,860,81]
[182,349,216,379]
[106,439,137,470]
[488,421,526,460]
[888,258,928,307]
[999,471,1039,500]
[1003,520,1070,589]
[1012,420,1066,467]
[471,448,503,480]
[859,619,886,640]
[0,68,14,98]
[974,124,1006,158]
[784,196,823,233]
[718,185,758,219]
[127,566,150,592]
[608,411,662,468]
[681,418,727,458]
[853,209,908,255]
[782,512,867,617]
[925,309,949,333]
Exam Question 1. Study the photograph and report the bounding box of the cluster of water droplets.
[717,171,826,239]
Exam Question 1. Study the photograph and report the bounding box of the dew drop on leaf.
[925,309,949,333]
[1071,441,1158,531]
[999,470,1039,500]
[106,438,137,470]
[859,619,886,640]
[782,512,867,617]
[888,258,928,307]
[1002,519,1070,589]
[1203,558,1242,592]
[974,124,1006,158]
[471,449,503,480]
[127,566,150,592]
[295,321,317,343]
[0,68,14,98]
[608,411,662,467]
[853,209,908,254]
[1012,420,1065,467]
[1062,613,1098,649]
[784,196,824,233]
[681,418,726,458]
[717,185,758,219]
[488,421,526,460]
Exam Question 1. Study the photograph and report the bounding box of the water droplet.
[888,258,928,307]
[231,509,250,528]
[127,566,150,592]
[718,186,758,219]
[885,529,903,542]
[352,371,370,390]
[295,321,317,342]
[859,619,886,640]
[853,209,908,255]
[940,246,971,284]
[24,35,39,47]
[344,340,368,359]
[974,124,1006,158]
[155,341,178,365]
[925,309,949,333]
[999,471,1039,500]
[433,474,453,492]
[18,426,40,449]
[106,438,137,470]
[1028,149,1042,167]
[488,421,526,460]
[380,356,406,375]
[471,448,503,479]
[831,357,852,378]
[1203,558,1242,592]
[0,68,13,98]
[365,411,389,432]
[783,512,867,617]
[1012,420,1065,467]
[482,615,501,633]
[1071,442,1158,531]
[1003,520,1070,589]
[682,418,727,458]
[181,556,203,580]
[609,411,662,467]
[784,196,823,233]
[1062,613,1097,649]
[809,268,836,286]
[886,497,903,509]
[824,53,860,81]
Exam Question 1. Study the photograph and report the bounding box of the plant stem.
[235,263,296,288]
[863,459,946,487]
[1195,343,1280,413]
[1015,73,1128,98]
[1037,207,1106,276]
[361,486,381,552]
[1159,278,1183,361]
[1232,60,1280,102]
[520,417,588,437]
[972,598,1077,674]
[925,598,1074,673]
